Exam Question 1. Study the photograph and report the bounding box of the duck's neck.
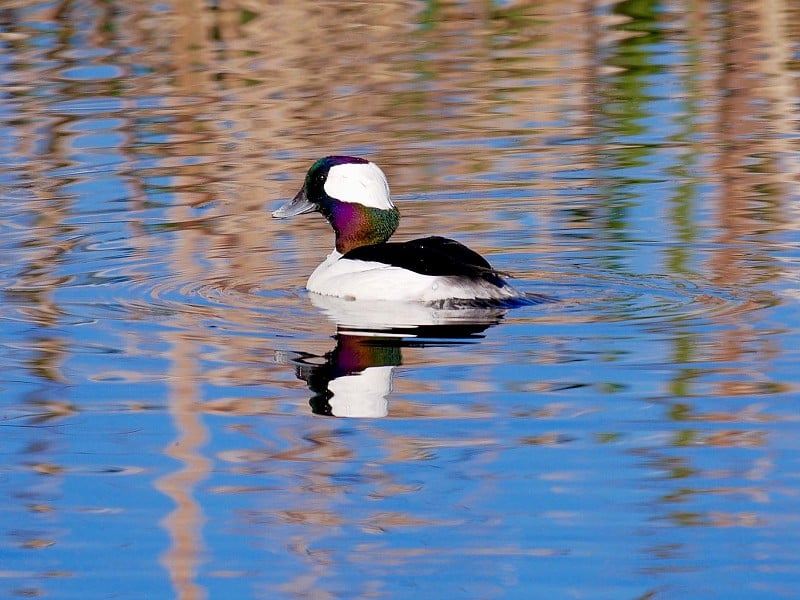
[321,200,399,254]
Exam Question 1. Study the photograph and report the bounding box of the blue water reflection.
[1,1,799,599]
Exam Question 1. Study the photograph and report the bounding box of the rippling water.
[2,1,799,598]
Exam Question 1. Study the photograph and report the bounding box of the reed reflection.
[280,296,506,417]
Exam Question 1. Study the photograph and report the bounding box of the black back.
[342,236,508,287]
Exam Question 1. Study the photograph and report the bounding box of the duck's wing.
[342,236,509,286]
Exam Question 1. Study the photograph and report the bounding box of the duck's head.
[273,156,400,254]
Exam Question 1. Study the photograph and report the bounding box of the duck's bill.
[272,188,316,218]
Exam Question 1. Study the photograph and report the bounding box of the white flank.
[323,162,394,209]
[307,252,520,303]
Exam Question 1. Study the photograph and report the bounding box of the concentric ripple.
[510,265,772,328]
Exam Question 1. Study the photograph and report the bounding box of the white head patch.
[323,162,394,209]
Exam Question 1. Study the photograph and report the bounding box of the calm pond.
[1,1,799,598]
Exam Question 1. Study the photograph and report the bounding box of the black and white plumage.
[343,236,508,287]
[273,156,523,304]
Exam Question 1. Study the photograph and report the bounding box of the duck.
[272,155,524,304]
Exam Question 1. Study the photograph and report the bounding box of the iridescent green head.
[273,156,400,253]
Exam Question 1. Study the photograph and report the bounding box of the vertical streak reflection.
[155,329,211,600]
[153,1,215,597]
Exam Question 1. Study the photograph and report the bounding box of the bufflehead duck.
[273,156,523,304]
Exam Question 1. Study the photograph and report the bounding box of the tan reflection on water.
[151,5,216,598]
[705,0,796,400]
[154,329,210,600]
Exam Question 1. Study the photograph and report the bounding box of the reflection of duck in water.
[281,334,400,418]
[280,321,496,417]
[273,155,538,305]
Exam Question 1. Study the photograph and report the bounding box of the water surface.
[1,1,799,598]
